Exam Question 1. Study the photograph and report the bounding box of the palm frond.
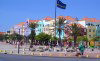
[28,22,38,29]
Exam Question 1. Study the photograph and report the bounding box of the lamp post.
[18,29,20,54]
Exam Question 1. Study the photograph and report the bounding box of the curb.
[0,50,100,58]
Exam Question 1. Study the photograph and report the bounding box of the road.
[0,54,100,61]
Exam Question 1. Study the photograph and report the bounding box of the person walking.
[78,42,85,55]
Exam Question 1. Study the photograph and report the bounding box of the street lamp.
[18,29,20,54]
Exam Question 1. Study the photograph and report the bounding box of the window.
[89,29,91,32]
[93,30,95,32]
[84,29,86,32]
[44,28,45,31]
[40,24,41,27]
[93,35,96,37]
[46,28,48,31]
[48,24,49,27]
[98,30,100,33]
[43,25,44,27]
[89,35,91,37]
[40,29,41,32]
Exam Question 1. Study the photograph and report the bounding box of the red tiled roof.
[16,22,26,26]
[65,16,76,21]
[57,16,64,18]
[20,22,26,24]
[43,16,53,20]
[67,23,84,28]
[0,32,6,35]
[82,18,89,20]
[28,20,40,22]
[82,18,99,22]
[16,24,22,26]
[95,20,100,22]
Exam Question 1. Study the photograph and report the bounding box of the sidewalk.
[0,50,100,58]
[0,42,100,58]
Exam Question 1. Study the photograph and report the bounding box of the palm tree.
[9,33,23,44]
[28,22,38,47]
[70,23,82,47]
[3,34,9,43]
[50,36,58,46]
[0,34,4,42]
[92,36,100,41]
[56,17,66,46]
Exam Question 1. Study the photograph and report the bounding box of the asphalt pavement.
[0,54,100,61]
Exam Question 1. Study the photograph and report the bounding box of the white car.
[36,47,44,52]
[66,47,76,52]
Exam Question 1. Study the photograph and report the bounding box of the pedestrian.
[78,42,85,55]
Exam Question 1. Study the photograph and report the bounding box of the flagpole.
[55,0,57,37]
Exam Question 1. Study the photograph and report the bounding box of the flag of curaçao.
[57,0,66,9]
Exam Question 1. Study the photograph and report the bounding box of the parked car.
[66,47,76,52]
[30,48,36,52]
[36,47,44,52]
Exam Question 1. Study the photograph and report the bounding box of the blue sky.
[0,0,100,32]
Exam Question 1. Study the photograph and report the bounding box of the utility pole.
[54,0,57,37]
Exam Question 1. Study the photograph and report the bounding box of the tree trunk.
[30,30,35,48]
[59,31,62,46]
[74,36,77,47]
[30,35,35,48]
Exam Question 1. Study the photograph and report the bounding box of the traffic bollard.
[0,50,1,52]
[96,55,99,58]
[23,51,25,55]
[86,55,89,57]
[31,52,34,55]
[49,53,52,56]
[10,51,13,54]
[40,53,42,56]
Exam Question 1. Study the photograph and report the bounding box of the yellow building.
[87,25,96,47]
[49,20,55,36]
[87,26,96,40]
[43,19,55,36]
